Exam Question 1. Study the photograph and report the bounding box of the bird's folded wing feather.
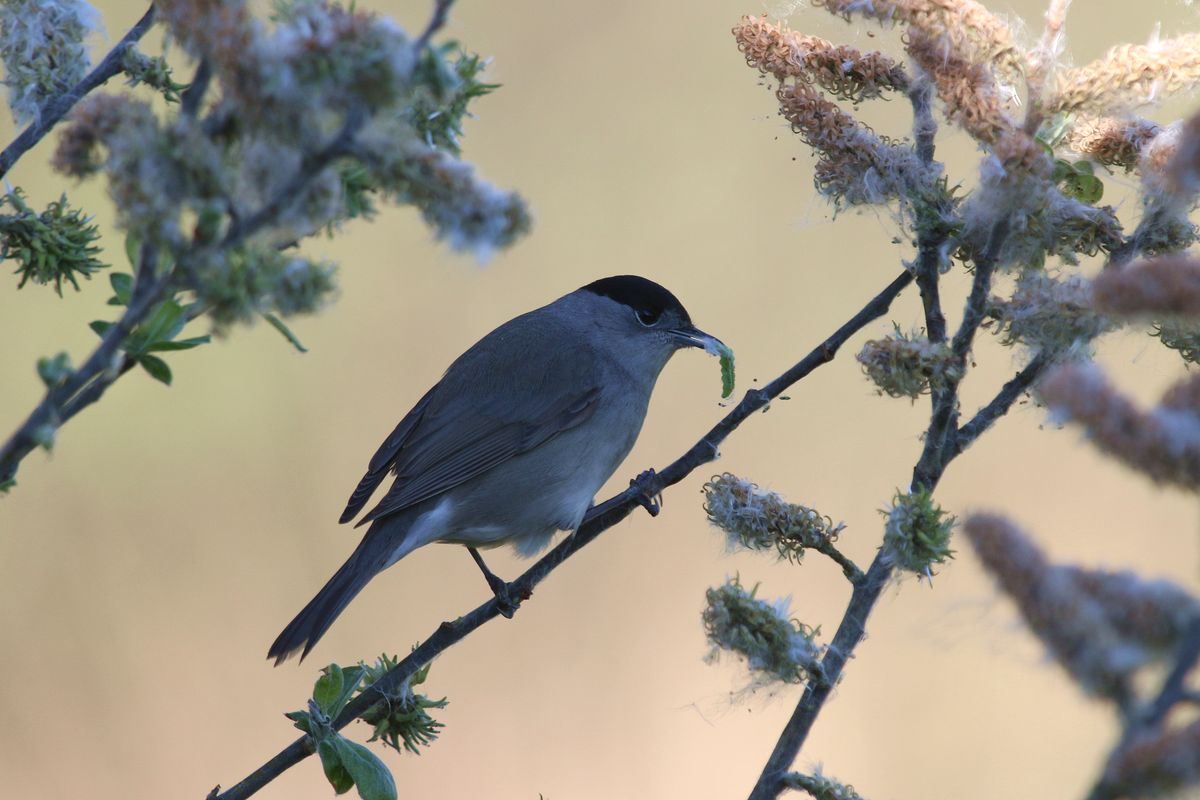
[340,319,602,526]
[339,385,438,523]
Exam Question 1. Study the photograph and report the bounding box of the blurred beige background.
[2,0,1199,798]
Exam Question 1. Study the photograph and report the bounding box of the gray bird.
[268,275,723,664]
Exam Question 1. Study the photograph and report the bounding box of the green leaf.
[124,233,142,268]
[264,312,308,353]
[139,354,172,385]
[136,299,187,351]
[89,320,114,337]
[315,665,346,716]
[284,710,313,734]
[0,478,15,494]
[109,272,133,305]
[315,663,367,719]
[331,737,397,800]
[318,739,355,795]
[144,335,210,352]
[1068,173,1104,203]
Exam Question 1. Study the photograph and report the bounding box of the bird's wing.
[342,312,603,527]
[355,384,600,526]
[338,385,438,524]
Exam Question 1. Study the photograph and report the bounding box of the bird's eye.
[635,308,661,326]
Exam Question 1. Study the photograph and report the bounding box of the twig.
[747,552,894,800]
[224,106,365,247]
[908,83,947,344]
[0,254,172,484]
[207,271,916,800]
[0,5,157,179]
[814,541,864,584]
[953,351,1051,456]
[746,218,1014,800]
[414,0,457,52]
[180,59,213,119]
[913,219,1010,490]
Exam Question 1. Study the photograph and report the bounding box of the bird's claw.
[492,582,529,619]
[630,469,663,517]
[482,573,522,618]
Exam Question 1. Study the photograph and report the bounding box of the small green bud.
[3,190,105,295]
[36,352,72,388]
[30,422,56,452]
[357,653,447,755]
[881,489,955,575]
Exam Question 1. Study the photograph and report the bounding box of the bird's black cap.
[581,275,691,323]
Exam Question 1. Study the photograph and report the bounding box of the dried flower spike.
[964,513,1143,698]
[0,0,96,125]
[703,473,845,562]
[1038,362,1200,490]
[774,81,927,207]
[1064,117,1160,170]
[907,30,1013,144]
[1154,319,1200,365]
[1092,254,1200,317]
[702,577,824,685]
[993,271,1113,354]
[814,0,1024,82]
[858,327,960,400]
[733,16,908,101]
[1048,33,1200,117]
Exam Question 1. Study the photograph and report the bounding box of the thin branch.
[953,351,1051,455]
[748,552,894,800]
[414,0,457,52]
[224,106,366,247]
[0,258,172,484]
[913,219,1010,490]
[747,219,1014,800]
[908,83,947,344]
[207,271,917,800]
[0,5,157,179]
[180,59,213,119]
[814,541,864,584]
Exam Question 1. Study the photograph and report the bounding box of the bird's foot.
[468,546,523,618]
[630,468,663,517]
[487,575,523,619]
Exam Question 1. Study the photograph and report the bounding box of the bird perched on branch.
[268,275,724,664]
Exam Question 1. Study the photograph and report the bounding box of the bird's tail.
[268,543,380,666]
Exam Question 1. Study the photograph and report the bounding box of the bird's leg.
[467,547,521,618]
[629,468,663,517]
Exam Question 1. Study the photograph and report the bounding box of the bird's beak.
[669,324,726,356]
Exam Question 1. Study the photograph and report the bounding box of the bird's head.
[572,274,725,373]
